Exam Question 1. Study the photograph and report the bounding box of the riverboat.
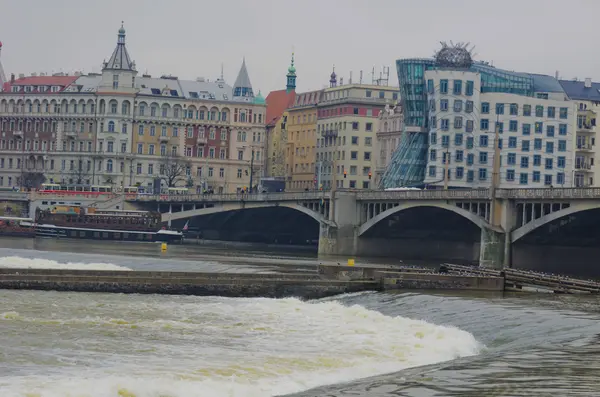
[34,206,183,243]
[0,216,36,238]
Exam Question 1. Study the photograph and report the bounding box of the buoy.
[347,258,355,266]
[161,242,167,251]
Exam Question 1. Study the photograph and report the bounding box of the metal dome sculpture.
[434,41,475,69]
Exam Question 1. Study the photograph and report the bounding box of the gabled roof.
[103,25,135,72]
[265,89,296,126]
[4,75,79,93]
[559,79,600,101]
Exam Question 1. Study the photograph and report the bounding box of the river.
[0,238,599,397]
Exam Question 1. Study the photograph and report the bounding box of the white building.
[374,103,403,186]
[316,69,399,190]
[0,25,266,193]
[424,68,575,188]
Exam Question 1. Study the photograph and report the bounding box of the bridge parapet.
[128,191,331,203]
[354,189,491,201]
[496,187,600,200]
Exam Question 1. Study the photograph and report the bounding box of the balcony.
[197,136,207,145]
[577,123,594,132]
[13,131,23,138]
[575,162,592,171]
[159,135,170,143]
[64,131,77,139]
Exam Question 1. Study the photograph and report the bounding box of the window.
[456,167,464,178]
[148,144,155,155]
[495,103,504,115]
[453,100,462,112]
[351,151,358,160]
[107,141,113,153]
[506,169,515,181]
[520,156,529,168]
[441,135,450,147]
[480,119,489,130]
[522,123,531,135]
[558,156,566,168]
[466,120,474,132]
[519,173,528,185]
[559,107,568,119]
[453,80,462,95]
[533,171,541,182]
[454,134,463,146]
[479,135,488,147]
[481,102,490,114]
[523,105,531,117]
[429,149,437,161]
[534,139,542,150]
[427,79,434,94]
[150,126,156,136]
[557,172,565,185]
[508,137,517,148]
[547,106,556,118]
[108,121,115,132]
[479,168,487,180]
[546,125,555,137]
[137,143,143,154]
[479,152,488,164]
[558,140,567,152]
[430,132,437,144]
[497,122,504,133]
[440,99,449,111]
[352,122,359,130]
[465,101,474,113]
[535,122,543,134]
[545,158,553,170]
[544,174,553,186]
[546,142,554,154]
[138,125,144,135]
[454,116,463,129]
[522,140,530,152]
[533,155,541,166]
[440,79,448,94]
[509,120,518,132]
[507,153,516,165]
[510,103,518,115]
[559,124,567,135]
[466,136,473,149]
[366,123,373,131]
[428,166,436,177]
[535,105,544,117]
[455,150,464,162]
[441,119,449,131]
[465,81,474,96]
[467,153,474,165]
[121,143,126,153]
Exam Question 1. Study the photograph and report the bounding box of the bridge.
[117,187,600,275]
[18,187,600,276]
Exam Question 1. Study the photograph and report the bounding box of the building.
[285,89,321,191]
[265,54,297,179]
[316,68,398,190]
[382,43,577,189]
[558,79,599,187]
[0,25,267,193]
[374,103,403,186]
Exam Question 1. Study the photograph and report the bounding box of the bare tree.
[70,159,92,184]
[19,172,46,189]
[159,154,191,187]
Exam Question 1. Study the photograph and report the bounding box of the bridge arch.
[358,202,496,237]
[511,203,600,243]
[162,202,329,224]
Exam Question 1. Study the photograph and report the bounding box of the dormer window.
[25,86,32,93]
[113,74,119,89]
[51,86,59,92]
[11,86,19,93]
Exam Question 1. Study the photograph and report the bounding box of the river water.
[0,239,600,397]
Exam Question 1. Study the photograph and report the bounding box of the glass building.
[380,56,554,189]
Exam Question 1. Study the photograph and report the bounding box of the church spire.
[0,41,6,89]
[233,57,254,101]
[103,22,136,72]
[286,52,296,93]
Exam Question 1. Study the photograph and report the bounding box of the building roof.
[292,89,322,108]
[559,79,600,101]
[4,75,79,93]
[265,89,296,126]
[103,24,135,72]
[232,58,254,100]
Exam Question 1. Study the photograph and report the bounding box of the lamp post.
[249,148,254,193]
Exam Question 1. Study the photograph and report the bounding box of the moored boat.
[34,206,183,243]
[0,216,36,238]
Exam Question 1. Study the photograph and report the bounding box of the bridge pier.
[479,228,505,269]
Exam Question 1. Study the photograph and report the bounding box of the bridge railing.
[0,192,32,201]
[496,187,600,199]
[129,191,331,202]
[355,189,492,200]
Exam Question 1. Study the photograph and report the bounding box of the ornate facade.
[0,25,266,193]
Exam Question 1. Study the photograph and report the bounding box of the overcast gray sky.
[1,0,599,93]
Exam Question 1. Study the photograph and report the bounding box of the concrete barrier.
[0,269,379,299]
[376,271,504,291]
[317,264,432,281]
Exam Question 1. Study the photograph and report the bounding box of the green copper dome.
[254,91,265,105]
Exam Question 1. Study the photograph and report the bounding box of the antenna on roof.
[359,70,363,84]
[220,63,224,81]
[349,70,353,84]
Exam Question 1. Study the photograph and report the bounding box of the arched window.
[108,121,115,132]
[106,159,113,172]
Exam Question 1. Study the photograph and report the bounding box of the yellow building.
[266,111,288,177]
[285,90,322,191]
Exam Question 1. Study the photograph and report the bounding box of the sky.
[1,0,599,94]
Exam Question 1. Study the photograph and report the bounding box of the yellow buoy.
[347,258,355,266]
[161,242,167,251]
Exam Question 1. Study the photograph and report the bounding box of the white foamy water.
[0,291,483,397]
[0,255,131,271]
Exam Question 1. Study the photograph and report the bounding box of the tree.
[70,159,92,184]
[19,172,46,189]
[159,154,191,187]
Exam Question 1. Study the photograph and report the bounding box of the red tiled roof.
[265,89,296,126]
[11,76,78,86]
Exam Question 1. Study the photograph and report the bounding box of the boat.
[0,216,36,238]
[34,206,183,243]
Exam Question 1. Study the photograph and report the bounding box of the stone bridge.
[123,187,600,273]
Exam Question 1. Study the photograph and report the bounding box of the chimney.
[585,78,592,88]
[10,73,14,83]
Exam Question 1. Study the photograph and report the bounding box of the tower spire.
[286,52,296,93]
[329,64,337,88]
[103,23,135,71]
[233,57,254,101]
